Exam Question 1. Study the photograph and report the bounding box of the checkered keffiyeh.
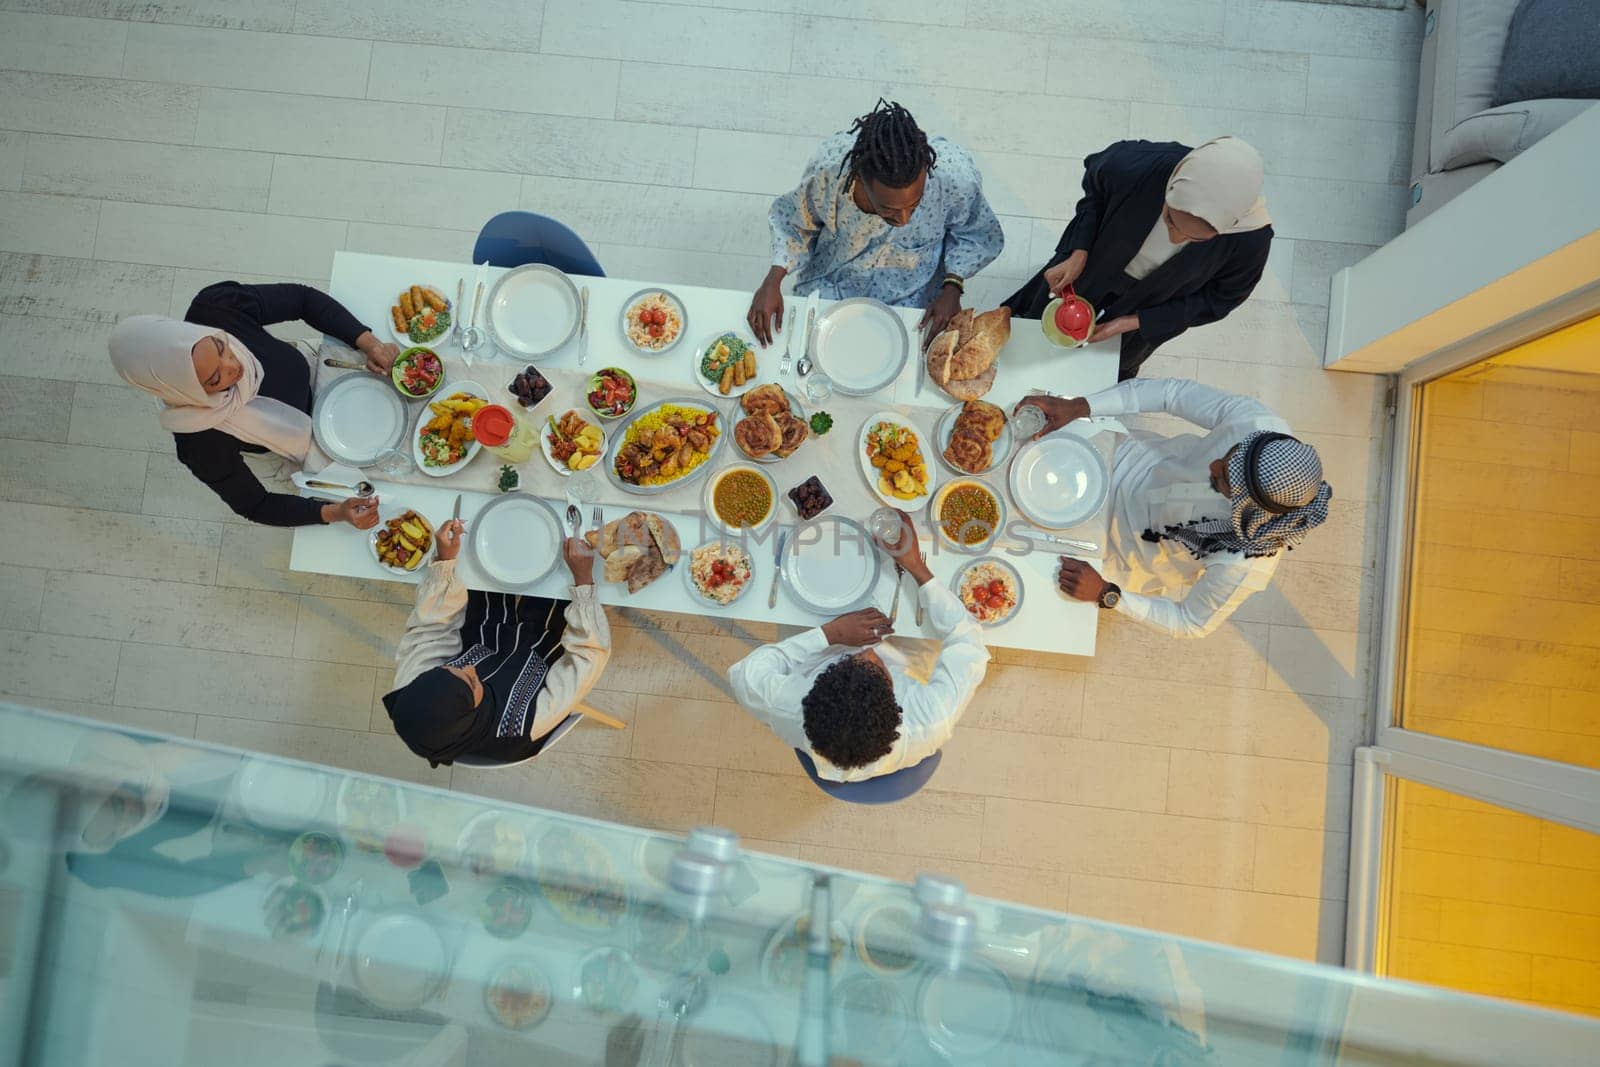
[1147,431,1332,559]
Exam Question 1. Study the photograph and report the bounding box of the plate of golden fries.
[371,507,435,574]
[412,382,488,477]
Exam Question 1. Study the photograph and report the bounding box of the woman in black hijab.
[1005,137,1274,380]
[382,521,608,767]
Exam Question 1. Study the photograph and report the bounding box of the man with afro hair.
[728,511,989,782]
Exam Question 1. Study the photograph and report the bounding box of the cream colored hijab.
[108,315,312,460]
[1165,136,1272,235]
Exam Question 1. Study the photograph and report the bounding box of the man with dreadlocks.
[750,99,1003,349]
[1014,379,1333,638]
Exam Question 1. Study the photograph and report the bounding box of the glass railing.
[2,701,1596,1067]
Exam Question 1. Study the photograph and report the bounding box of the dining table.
[289,251,1121,656]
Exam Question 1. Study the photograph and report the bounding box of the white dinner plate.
[487,264,581,357]
[813,298,909,395]
[412,380,488,478]
[1007,433,1109,530]
[312,373,408,467]
[236,757,327,830]
[933,402,1014,476]
[857,410,938,511]
[692,329,763,399]
[352,913,447,1012]
[469,493,563,588]
[781,516,881,616]
[385,285,456,347]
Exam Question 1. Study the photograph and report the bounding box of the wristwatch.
[1097,583,1121,610]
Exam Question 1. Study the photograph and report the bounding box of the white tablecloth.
[289,252,1119,655]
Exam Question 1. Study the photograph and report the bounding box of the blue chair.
[472,211,606,277]
[794,749,942,804]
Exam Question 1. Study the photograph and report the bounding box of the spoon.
[304,478,375,497]
[459,276,487,354]
[656,972,706,1067]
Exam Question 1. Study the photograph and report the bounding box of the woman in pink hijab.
[109,282,397,527]
[1006,136,1274,380]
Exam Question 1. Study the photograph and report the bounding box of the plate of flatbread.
[925,307,1011,401]
[584,511,682,594]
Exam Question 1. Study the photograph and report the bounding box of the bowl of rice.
[686,540,754,606]
[621,289,686,354]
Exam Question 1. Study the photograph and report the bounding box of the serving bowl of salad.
[390,346,444,399]
[586,367,637,420]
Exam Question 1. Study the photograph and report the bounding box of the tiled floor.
[0,0,1421,964]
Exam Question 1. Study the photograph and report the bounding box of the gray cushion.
[1450,0,1521,125]
[1440,98,1597,168]
[1495,0,1600,105]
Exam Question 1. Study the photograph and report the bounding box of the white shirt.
[1084,378,1289,638]
[727,582,990,781]
[1123,216,1186,281]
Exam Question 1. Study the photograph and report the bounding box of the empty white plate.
[236,758,327,830]
[813,298,909,396]
[487,264,580,357]
[470,494,562,588]
[781,516,880,615]
[313,374,407,466]
[1008,433,1109,530]
[352,913,446,1012]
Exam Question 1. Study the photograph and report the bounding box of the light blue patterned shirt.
[769,132,1004,310]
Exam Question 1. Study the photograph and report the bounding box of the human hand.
[1057,557,1107,603]
[746,273,785,347]
[355,331,401,374]
[874,509,930,582]
[1087,314,1138,345]
[1013,394,1089,440]
[1044,250,1088,297]
[325,495,380,529]
[435,518,465,561]
[562,535,595,586]
[822,608,894,647]
[918,283,963,351]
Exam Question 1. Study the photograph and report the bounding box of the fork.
[779,307,796,376]
[888,563,903,625]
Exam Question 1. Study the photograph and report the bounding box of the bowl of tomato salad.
[391,347,444,399]
[586,367,637,420]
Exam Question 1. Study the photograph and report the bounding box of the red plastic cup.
[383,825,425,871]
[472,404,515,447]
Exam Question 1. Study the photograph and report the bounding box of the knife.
[767,530,788,609]
[577,285,590,368]
[451,494,462,523]
[888,563,903,625]
[1017,529,1101,554]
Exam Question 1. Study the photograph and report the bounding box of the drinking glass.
[802,372,833,403]
[1011,402,1046,441]
[372,447,411,479]
[869,506,905,549]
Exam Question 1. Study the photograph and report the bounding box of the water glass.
[869,506,905,549]
[1011,402,1046,441]
[372,447,412,479]
[802,373,833,403]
